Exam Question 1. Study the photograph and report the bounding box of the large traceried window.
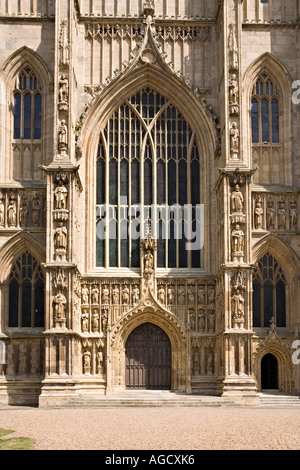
[96,88,201,269]
[8,251,45,328]
[12,67,42,181]
[253,254,286,328]
[251,73,281,184]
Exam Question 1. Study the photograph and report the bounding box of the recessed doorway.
[261,353,279,390]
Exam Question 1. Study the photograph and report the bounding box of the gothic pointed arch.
[0,47,53,181]
[243,53,292,185]
[0,232,45,283]
[80,65,217,273]
[252,234,300,329]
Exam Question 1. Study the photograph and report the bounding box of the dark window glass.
[24,93,32,139]
[14,93,21,139]
[34,278,44,328]
[253,280,261,327]
[272,98,279,143]
[261,98,269,142]
[276,280,286,327]
[9,279,19,327]
[34,93,42,139]
[251,98,259,143]
[21,279,32,327]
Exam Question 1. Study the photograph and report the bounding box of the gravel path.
[0,406,300,450]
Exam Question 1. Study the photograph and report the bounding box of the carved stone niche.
[230,270,247,329]
[53,171,69,222]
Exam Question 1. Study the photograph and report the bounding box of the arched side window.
[251,72,281,184]
[253,253,286,328]
[12,67,42,181]
[8,251,44,328]
[96,88,201,269]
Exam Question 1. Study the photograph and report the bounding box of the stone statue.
[83,351,91,374]
[54,182,68,210]
[158,286,166,304]
[122,286,130,305]
[54,222,68,250]
[0,197,4,226]
[267,201,275,229]
[231,289,245,322]
[278,201,286,229]
[53,291,67,319]
[254,199,264,229]
[231,185,244,213]
[290,201,298,229]
[91,285,99,304]
[230,122,239,157]
[112,286,119,305]
[92,310,99,332]
[7,196,17,227]
[81,312,89,332]
[81,285,89,305]
[101,285,110,304]
[59,74,69,103]
[231,224,245,254]
[58,119,68,153]
[132,286,140,305]
[167,286,175,305]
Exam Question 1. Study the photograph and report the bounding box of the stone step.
[260,393,300,406]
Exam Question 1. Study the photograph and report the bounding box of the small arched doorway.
[125,322,171,390]
[261,353,279,390]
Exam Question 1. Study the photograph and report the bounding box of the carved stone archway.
[108,294,188,393]
[253,329,295,393]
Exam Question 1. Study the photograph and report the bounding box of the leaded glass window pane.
[96,89,202,269]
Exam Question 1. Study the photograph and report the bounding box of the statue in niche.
[91,285,99,305]
[20,197,29,227]
[197,287,205,305]
[231,289,245,323]
[230,122,239,157]
[189,310,196,331]
[7,195,17,227]
[198,312,205,332]
[58,119,68,153]
[53,291,67,320]
[81,312,89,332]
[81,285,89,305]
[207,288,215,305]
[32,193,41,226]
[229,73,239,114]
[254,198,264,229]
[132,285,140,305]
[0,196,4,226]
[290,201,298,229]
[231,185,244,213]
[267,201,275,229]
[101,285,110,305]
[178,285,185,305]
[122,286,130,305]
[208,312,215,333]
[83,351,91,374]
[92,310,99,333]
[54,181,68,210]
[188,287,195,305]
[54,222,68,250]
[112,285,120,305]
[59,74,69,104]
[167,286,175,305]
[144,249,154,272]
[231,224,245,255]
[96,351,104,375]
[158,286,165,304]
[278,201,286,229]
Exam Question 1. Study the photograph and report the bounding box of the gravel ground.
[0,406,300,450]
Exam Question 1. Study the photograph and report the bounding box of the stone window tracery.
[96,88,201,269]
[12,67,42,181]
[8,251,44,328]
[253,253,286,328]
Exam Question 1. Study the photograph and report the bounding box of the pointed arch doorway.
[261,353,279,390]
[125,322,171,390]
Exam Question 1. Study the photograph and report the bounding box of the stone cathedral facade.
[0,0,299,407]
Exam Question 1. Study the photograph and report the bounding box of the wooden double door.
[125,322,171,390]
